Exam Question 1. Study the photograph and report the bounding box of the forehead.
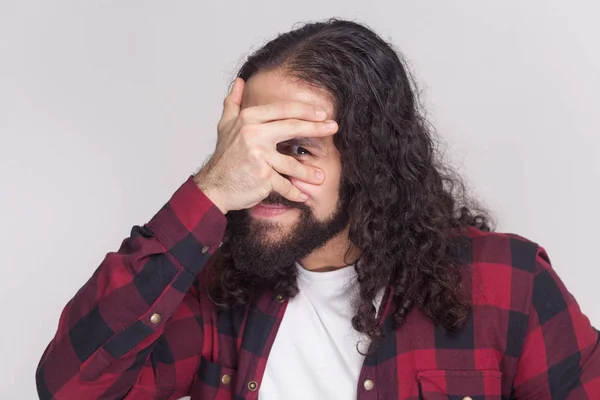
[241,70,335,118]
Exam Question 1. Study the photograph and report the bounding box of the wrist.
[193,173,228,215]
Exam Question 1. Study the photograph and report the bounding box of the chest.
[259,286,371,399]
[187,290,515,400]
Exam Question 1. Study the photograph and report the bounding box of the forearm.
[36,177,226,399]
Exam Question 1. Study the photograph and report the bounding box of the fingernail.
[300,193,309,201]
[316,109,327,119]
[325,120,337,127]
[315,170,325,181]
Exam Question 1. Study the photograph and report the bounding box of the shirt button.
[248,381,258,391]
[221,374,231,385]
[201,245,210,254]
[149,313,161,324]
[463,397,473,400]
[364,379,375,391]
[276,294,286,303]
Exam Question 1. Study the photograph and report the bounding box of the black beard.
[224,191,350,283]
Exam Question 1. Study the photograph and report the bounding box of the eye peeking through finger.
[277,142,313,157]
[291,145,312,156]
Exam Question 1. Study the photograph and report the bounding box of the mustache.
[261,192,304,209]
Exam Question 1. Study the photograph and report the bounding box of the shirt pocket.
[416,369,502,400]
[189,356,237,400]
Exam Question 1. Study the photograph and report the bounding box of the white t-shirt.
[259,262,384,400]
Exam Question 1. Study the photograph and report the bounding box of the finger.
[240,101,328,124]
[270,153,325,185]
[259,118,338,142]
[270,173,308,203]
[221,78,245,121]
[288,176,319,198]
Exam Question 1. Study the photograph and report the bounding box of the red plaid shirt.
[37,177,600,399]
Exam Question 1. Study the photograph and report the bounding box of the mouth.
[250,202,294,218]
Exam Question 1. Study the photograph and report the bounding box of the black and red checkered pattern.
[36,177,600,399]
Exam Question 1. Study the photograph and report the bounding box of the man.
[36,18,599,400]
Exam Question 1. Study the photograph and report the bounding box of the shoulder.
[454,227,556,313]
[455,226,546,274]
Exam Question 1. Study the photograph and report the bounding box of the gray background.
[1,1,598,397]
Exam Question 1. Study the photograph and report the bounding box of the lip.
[250,203,291,217]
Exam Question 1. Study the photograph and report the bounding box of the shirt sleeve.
[35,176,227,400]
[513,246,600,398]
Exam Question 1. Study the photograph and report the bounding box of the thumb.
[221,78,245,121]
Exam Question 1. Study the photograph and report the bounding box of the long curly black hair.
[207,18,491,347]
